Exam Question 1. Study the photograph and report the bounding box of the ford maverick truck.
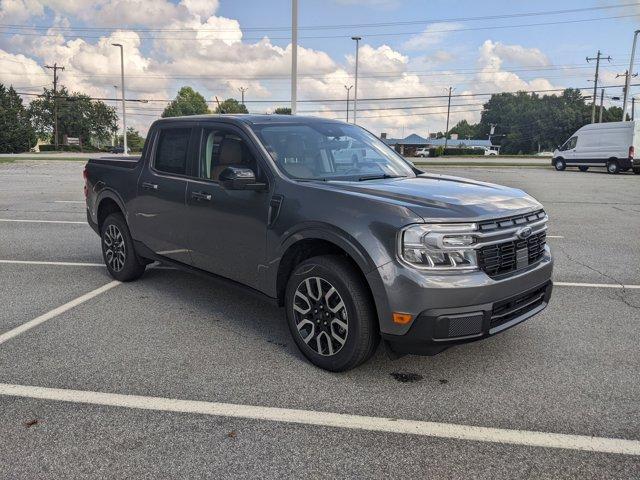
[85,115,553,371]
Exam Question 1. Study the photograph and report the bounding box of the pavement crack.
[556,245,640,310]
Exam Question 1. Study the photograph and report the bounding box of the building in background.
[380,133,499,156]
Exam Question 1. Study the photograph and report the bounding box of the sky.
[0,0,638,137]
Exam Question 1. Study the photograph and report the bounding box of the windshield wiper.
[357,174,404,181]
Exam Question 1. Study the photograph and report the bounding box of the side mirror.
[219,166,267,191]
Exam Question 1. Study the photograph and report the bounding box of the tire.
[606,159,620,174]
[578,166,589,172]
[554,158,566,171]
[634,167,640,175]
[285,255,379,371]
[100,213,146,282]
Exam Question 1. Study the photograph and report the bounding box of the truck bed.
[88,155,141,169]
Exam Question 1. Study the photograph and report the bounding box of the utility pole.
[444,86,453,152]
[238,86,248,106]
[44,63,64,150]
[291,0,298,115]
[344,85,353,123]
[586,50,611,123]
[599,88,604,123]
[633,97,636,121]
[616,70,638,120]
[112,43,127,154]
[622,30,640,121]
[351,36,361,124]
[598,88,605,123]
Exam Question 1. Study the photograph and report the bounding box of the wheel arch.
[96,190,126,231]
[274,226,384,316]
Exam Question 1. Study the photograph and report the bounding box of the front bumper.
[367,248,553,356]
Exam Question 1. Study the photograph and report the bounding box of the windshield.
[251,122,415,181]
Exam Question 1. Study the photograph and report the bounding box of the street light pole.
[291,0,298,115]
[238,86,248,106]
[344,85,353,123]
[622,30,640,121]
[351,36,361,124]
[113,85,119,146]
[112,43,127,154]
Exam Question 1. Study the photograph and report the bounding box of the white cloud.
[474,40,556,93]
[403,22,463,51]
[180,0,220,18]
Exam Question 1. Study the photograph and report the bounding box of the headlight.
[399,223,478,271]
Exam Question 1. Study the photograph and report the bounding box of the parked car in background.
[85,115,553,371]
[415,147,429,157]
[110,145,131,154]
[552,121,640,174]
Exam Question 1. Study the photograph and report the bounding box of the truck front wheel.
[101,213,146,282]
[285,255,379,371]
[554,158,566,171]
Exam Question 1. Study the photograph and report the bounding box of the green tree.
[117,127,145,152]
[162,86,210,118]
[27,87,117,146]
[447,119,481,139]
[274,107,292,115]
[213,98,248,114]
[0,84,36,153]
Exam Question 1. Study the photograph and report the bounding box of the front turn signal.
[392,312,413,325]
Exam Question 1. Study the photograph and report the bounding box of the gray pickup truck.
[85,115,553,371]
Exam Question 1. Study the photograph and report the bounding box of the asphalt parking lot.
[1,160,639,479]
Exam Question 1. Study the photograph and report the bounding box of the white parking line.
[0,383,638,456]
[555,281,640,290]
[546,235,564,239]
[0,218,85,225]
[54,200,84,204]
[0,281,120,345]
[0,260,104,267]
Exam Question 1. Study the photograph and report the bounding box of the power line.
[1,2,636,33]
[0,13,634,41]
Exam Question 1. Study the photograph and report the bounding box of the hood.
[323,173,542,222]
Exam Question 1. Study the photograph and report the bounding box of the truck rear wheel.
[606,159,620,174]
[101,213,146,282]
[554,158,566,171]
[285,255,379,371]
[634,167,640,175]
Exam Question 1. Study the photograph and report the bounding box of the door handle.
[191,191,212,201]
[142,182,158,190]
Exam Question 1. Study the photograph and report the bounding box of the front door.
[185,124,271,290]
[132,126,196,264]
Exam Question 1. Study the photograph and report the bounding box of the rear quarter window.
[155,128,191,175]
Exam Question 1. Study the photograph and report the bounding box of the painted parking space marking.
[0,260,104,267]
[555,281,640,290]
[0,383,638,456]
[0,218,86,225]
[546,235,564,239]
[54,201,85,204]
[0,281,120,345]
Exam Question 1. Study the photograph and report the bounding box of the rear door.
[132,124,197,264]
[184,122,271,290]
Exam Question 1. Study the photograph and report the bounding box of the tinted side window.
[155,128,190,175]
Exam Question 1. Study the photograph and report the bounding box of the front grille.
[490,283,549,329]
[478,209,546,232]
[476,210,547,278]
[478,231,546,277]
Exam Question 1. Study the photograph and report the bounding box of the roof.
[154,114,346,126]
[382,134,493,147]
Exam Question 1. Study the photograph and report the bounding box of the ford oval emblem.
[517,226,533,239]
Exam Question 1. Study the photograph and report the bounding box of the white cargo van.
[552,121,640,174]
